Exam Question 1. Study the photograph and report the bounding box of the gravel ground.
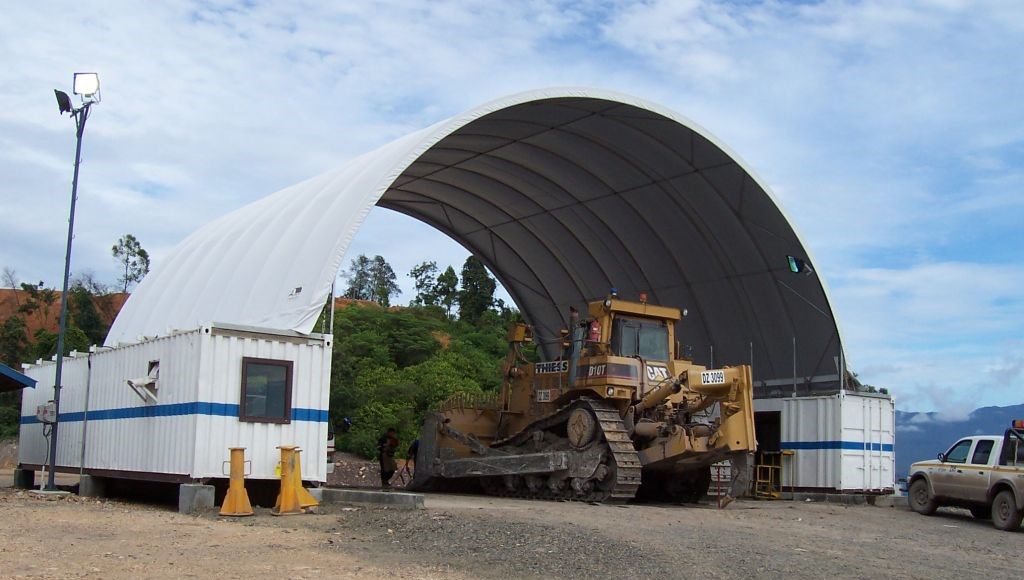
[282,493,1024,580]
[1,482,1022,579]
[324,504,675,578]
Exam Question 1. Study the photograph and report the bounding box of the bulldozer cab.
[609,316,670,361]
[584,297,681,363]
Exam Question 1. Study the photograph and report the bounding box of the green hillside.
[329,302,518,458]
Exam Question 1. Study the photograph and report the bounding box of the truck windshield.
[611,316,670,361]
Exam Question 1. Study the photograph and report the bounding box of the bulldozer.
[410,293,757,503]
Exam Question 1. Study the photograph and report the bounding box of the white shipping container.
[754,391,895,492]
[19,324,332,483]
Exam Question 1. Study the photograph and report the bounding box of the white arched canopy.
[108,88,845,393]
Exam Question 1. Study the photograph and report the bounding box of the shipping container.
[754,391,895,493]
[18,324,332,484]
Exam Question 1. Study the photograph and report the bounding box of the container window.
[240,357,293,424]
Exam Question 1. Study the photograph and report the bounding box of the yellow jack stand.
[219,447,254,517]
[293,449,320,509]
[274,446,319,514]
[272,445,303,516]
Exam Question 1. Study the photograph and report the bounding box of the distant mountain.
[896,403,1024,477]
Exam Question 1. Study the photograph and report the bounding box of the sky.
[1,0,1021,415]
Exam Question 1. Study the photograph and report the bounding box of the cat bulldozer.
[410,294,756,503]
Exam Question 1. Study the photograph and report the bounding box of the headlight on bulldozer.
[606,387,615,396]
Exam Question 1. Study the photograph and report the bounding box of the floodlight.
[73,72,100,96]
[54,90,72,114]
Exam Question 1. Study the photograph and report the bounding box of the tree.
[0,313,29,440]
[370,256,400,307]
[436,266,459,318]
[495,298,522,326]
[342,255,373,300]
[0,315,28,367]
[408,261,439,306]
[16,283,58,322]
[342,255,400,306]
[326,302,501,459]
[69,284,106,345]
[1,267,17,289]
[112,234,150,292]
[37,288,58,322]
[31,325,89,360]
[71,270,110,296]
[2,268,20,309]
[458,256,496,324]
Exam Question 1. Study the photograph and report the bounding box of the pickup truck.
[907,420,1024,531]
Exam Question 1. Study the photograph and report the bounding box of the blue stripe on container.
[291,407,329,422]
[20,403,327,424]
[782,441,894,452]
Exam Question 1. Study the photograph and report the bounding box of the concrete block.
[869,495,908,508]
[319,488,424,509]
[13,468,35,490]
[29,489,72,499]
[825,493,868,505]
[308,487,324,502]
[790,492,893,506]
[79,474,106,498]
[791,492,827,503]
[178,483,215,514]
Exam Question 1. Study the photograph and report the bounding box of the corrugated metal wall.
[755,393,895,492]
[192,327,331,481]
[19,352,86,469]
[21,331,203,475]
[839,393,895,491]
[19,326,331,483]
[786,396,841,490]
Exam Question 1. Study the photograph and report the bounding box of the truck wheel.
[908,479,937,515]
[969,505,991,520]
[991,490,1024,531]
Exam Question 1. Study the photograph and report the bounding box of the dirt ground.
[0,439,17,469]
[327,452,411,489]
[1,475,1021,580]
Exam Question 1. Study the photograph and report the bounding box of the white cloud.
[1,1,1021,412]
[833,261,1023,411]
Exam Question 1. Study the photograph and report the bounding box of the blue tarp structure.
[0,362,36,392]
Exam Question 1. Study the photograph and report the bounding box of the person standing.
[377,428,399,489]
[407,439,420,469]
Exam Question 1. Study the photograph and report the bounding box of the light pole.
[46,73,100,491]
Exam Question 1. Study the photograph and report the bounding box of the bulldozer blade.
[439,452,570,479]
[409,413,442,491]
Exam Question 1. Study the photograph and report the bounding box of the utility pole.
[46,74,100,490]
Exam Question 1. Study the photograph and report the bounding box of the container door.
[840,395,872,491]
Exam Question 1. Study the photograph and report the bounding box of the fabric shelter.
[107,88,846,392]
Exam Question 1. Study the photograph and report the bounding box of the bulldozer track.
[486,398,641,503]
